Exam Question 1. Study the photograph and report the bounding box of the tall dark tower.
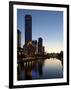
[25,15,32,44]
[38,37,43,54]
[17,29,21,49]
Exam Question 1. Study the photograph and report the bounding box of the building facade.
[38,37,43,55]
[25,15,32,44]
[32,40,38,54]
[17,29,21,49]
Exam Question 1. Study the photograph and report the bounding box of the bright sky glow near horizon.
[17,9,63,53]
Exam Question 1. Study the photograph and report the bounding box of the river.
[17,58,63,80]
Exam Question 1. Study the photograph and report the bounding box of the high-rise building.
[17,29,21,49]
[38,37,43,54]
[42,46,45,54]
[23,41,36,57]
[32,40,38,54]
[25,15,32,44]
[32,40,37,45]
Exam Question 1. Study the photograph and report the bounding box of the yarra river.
[17,58,63,80]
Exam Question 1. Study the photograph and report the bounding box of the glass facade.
[25,15,32,44]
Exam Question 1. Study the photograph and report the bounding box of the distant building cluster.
[17,15,45,58]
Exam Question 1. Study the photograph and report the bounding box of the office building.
[32,40,38,54]
[25,15,32,44]
[38,37,43,54]
[17,29,21,49]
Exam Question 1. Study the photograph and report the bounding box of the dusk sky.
[17,9,63,53]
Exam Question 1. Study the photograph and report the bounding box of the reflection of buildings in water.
[17,59,44,80]
[17,58,63,80]
[24,67,32,80]
[38,60,43,76]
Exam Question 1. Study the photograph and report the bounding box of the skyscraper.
[25,15,32,44]
[32,40,38,54]
[38,37,43,54]
[17,29,21,49]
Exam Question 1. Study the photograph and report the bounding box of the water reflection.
[17,58,63,80]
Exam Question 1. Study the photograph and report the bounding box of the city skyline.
[17,9,63,53]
